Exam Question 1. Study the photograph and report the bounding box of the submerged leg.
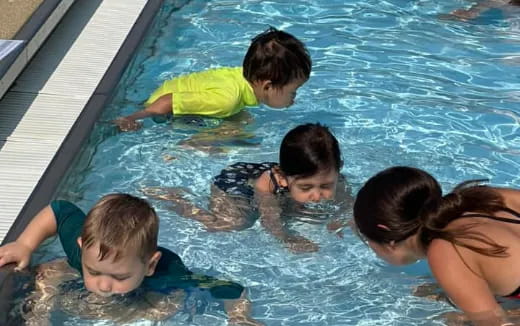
[203,185,256,232]
[23,259,80,326]
[141,187,218,224]
[141,186,255,231]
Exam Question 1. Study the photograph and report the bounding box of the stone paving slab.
[0,0,45,39]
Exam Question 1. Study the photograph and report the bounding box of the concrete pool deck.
[0,0,46,40]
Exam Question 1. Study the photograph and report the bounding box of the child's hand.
[438,311,468,326]
[449,9,480,20]
[0,241,33,270]
[413,282,451,302]
[113,117,142,132]
[326,220,347,238]
[225,296,265,326]
[284,235,319,253]
[229,317,265,326]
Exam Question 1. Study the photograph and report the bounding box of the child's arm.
[0,206,57,270]
[154,249,262,325]
[224,290,264,326]
[113,94,172,131]
[448,0,509,20]
[22,259,80,326]
[326,177,354,237]
[255,175,319,253]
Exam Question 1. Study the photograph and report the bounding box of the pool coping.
[0,0,164,322]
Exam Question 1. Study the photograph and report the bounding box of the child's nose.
[97,277,112,293]
[309,190,321,202]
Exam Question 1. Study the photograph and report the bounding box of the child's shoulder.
[51,200,87,226]
[254,163,279,193]
[154,246,190,275]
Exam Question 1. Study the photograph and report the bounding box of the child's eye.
[88,270,101,276]
[113,276,130,281]
[299,186,312,191]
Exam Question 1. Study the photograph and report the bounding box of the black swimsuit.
[461,207,520,298]
[213,162,287,198]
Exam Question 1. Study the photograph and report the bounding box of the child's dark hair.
[354,166,510,258]
[279,123,342,178]
[243,27,311,89]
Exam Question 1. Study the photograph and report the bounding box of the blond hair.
[81,194,158,262]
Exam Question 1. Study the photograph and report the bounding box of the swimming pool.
[20,0,520,324]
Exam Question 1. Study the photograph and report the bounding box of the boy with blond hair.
[0,194,261,325]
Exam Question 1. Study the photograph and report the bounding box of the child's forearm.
[256,193,287,239]
[451,1,499,19]
[121,108,157,122]
[119,94,172,122]
[259,208,288,240]
[17,206,57,252]
[224,291,263,325]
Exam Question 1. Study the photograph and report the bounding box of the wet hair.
[509,0,520,5]
[243,27,311,89]
[279,123,342,178]
[81,194,159,263]
[354,166,510,258]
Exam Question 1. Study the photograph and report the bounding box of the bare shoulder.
[427,238,456,263]
[255,170,272,193]
[493,187,520,211]
[427,238,479,275]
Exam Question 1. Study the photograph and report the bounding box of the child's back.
[146,67,258,119]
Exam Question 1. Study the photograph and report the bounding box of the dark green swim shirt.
[50,200,244,299]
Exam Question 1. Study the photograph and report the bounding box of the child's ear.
[262,80,273,91]
[272,167,289,188]
[278,174,289,188]
[145,251,162,276]
[77,237,83,248]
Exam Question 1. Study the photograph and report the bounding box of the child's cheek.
[83,276,95,292]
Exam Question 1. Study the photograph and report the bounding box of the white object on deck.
[0,40,24,62]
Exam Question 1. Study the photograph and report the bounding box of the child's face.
[78,239,160,297]
[285,169,339,203]
[260,78,307,109]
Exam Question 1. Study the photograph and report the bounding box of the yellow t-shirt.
[145,67,259,118]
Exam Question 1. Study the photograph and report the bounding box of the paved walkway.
[0,0,45,39]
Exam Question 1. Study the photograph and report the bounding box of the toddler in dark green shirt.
[0,193,261,325]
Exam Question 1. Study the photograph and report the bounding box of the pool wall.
[0,0,164,323]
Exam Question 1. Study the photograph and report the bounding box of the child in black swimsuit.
[353,166,520,325]
[144,123,352,253]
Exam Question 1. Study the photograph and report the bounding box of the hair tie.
[377,224,391,231]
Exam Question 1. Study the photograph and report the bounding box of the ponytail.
[354,167,511,258]
[419,184,509,257]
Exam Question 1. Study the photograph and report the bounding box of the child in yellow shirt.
[114,27,311,132]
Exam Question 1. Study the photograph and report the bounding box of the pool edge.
[0,0,164,322]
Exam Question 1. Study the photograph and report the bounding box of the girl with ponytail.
[354,166,520,326]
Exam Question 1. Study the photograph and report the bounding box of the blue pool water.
[28,0,520,324]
